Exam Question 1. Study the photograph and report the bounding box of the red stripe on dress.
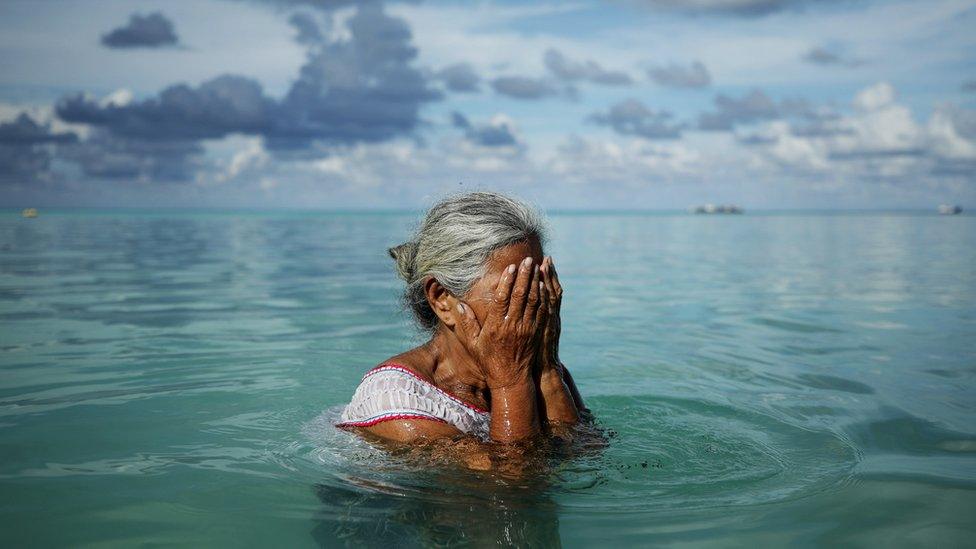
[336,413,449,428]
[362,363,490,414]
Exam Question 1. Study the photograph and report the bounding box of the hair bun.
[388,241,419,282]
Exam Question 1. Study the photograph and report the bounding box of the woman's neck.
[424,327,488,395]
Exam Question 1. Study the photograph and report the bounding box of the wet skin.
[357,237,583,446]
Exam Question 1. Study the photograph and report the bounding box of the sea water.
[1,210,974,547]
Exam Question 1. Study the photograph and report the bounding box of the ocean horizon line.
[1,206,968,216]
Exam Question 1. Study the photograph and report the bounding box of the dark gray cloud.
[451,112,519,147]
[828,148,926,161]
[803,47,841,65]
[0,145,52,185]
[802,47,862,67]
[0,114,77,185]
[57,3,439,169]
[58,75,275,141]
[941,104,976,139]
[435,63,481,93]
[65,132,204,182]
[101,12,179,49]
[962,80,976,93]
[698,89,813,130]
[271,3,440,148]
[647,61,711,88]
[638,0,828,17]
[789,123,848,138]
[736,132,779,145]
[544,49,632,86]
[289,12,324,45]
[589,99,684,139]
[252,0,380,9]
[491,76,560,100]
[0,113,78,145]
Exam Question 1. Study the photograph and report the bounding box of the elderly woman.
[337,192,585,446]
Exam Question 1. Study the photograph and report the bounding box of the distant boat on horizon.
[21,208,38,218]
[691,204,743,215]
[938,204,962,215]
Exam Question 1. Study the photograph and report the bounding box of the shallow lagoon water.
[1,210,974,547]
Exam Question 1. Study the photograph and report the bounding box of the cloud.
[288,12,324,45]
[490,76,562,100]
[852,81,894,112]
[802,47,862,67]
[0,113,78,145]
[271,3,441,148]
[939,104,976,139]
[737,82,976,181]
[543,49,633,86]
[54,2,439,182]
[803,47,840,65]
[698,89,813,130]
[451,111,520,147]
[0,113,78,185]
[435,63,481,93]
[589,99,684,139]
[960,80,976,93]
[637,0,826,17]
[647,61,711,88]
[64,131,205,182]
[548,135,702,191]
[57,75,275,141]
[101,12,179,49]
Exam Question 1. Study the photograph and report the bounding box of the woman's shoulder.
[339,348,471,442]
[364,348,435,383]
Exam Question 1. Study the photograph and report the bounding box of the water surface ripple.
[1,211,974,547]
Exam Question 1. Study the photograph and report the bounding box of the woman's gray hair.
[389,191,547,331]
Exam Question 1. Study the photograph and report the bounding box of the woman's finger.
[550,258,562,300]
[489,263,517,323]
[507,256,534,322]
[541,256,557,307]
[455,301,482,345]
[538,277,550,323]
[521,263,542,328]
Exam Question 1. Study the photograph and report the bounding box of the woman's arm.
[561,364,587,413]
[361,420,548,476]
[362,418,464,442]
[537,256,580,426]
[455,256,545,442]
[537,364,579,424]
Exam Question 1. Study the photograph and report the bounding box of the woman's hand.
[539,256,563,375]
[455,256,549,389]
[537,256,580,426]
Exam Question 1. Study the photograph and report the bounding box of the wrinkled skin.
[351,237,585,457]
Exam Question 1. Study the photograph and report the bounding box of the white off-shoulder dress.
[336,364,491,440]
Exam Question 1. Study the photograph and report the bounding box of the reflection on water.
[311,479,561,547]
[302,408,583,547]
[0,211,974,546]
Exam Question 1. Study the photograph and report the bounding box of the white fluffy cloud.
[738,82,976,186]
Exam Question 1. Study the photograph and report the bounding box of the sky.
[0,0,974,210]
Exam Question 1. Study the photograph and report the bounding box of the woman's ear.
[423,277,459,328]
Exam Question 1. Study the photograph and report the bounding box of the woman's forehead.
[485,240,543,271]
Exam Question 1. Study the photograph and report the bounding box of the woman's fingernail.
[507,264,516,274]
[457,303,465,313]
[522,256,532,268]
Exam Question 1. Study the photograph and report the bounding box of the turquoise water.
[1,210,974,547]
